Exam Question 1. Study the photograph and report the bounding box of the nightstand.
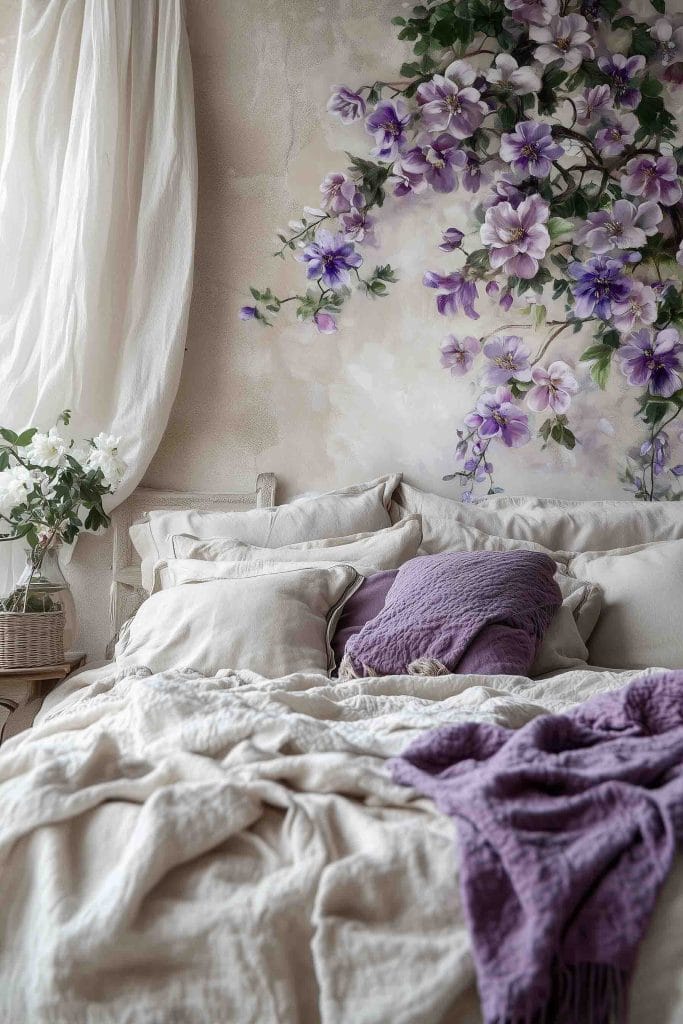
[0,651,86,744]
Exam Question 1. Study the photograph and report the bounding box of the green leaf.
[0,428,18,444]
[551,422,576,450]
[651,0,665,13]
[497,106,517,132]
[548,217,574,241]
[630,23,658,59]
[15,428,37,447]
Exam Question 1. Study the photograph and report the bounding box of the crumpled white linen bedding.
[1,664,682,1024]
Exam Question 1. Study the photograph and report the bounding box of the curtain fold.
[0,0,197,592]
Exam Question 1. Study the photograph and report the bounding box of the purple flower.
[482,177,526,212]
[499,122,565,178]
[526,361,579,414]
[439,227,465,252]
[340,205,375,244]
[611,280,658,334]
[319,172,358,215]
[423,270,480,319]
[465,387,531,447]
[597,54,646,109]
[640,432,670,476]
[313,311,337,334]
[575,200,663,253]
[568,256,631,319]
[594,113,638,159]
[416,61,487,139]
[618,327,683,397]
[327,86,366,124]
[480,194,551,280]
[461,152,493,194]
[621,156,682,207]
[390,158,428,198]
[365,99,411,160]
[239,305,258,320]
[482,335,532,386]
[401,134,467,193]
[575,84,611,124]
[500,292,514,312]
[651,18,683,68]
[530,14,594,71]
[440,335,479,376]
[297,229,362,289]
[486,54,541,95]
[504,0,559,25]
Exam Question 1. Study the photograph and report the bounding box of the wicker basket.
[0,611,65,670]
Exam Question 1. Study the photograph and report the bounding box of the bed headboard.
[109,473,277,642]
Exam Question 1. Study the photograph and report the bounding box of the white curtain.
[0,0,197,592]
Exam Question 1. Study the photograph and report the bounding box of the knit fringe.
[489,962,628,1024]
[337,653,450,680]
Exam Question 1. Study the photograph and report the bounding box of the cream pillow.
[392,481,683,553]
[171,517,422,575]
[529,572,600,677]
[567,539,683,670]
[116,561,361,678]
[131,474,400,592]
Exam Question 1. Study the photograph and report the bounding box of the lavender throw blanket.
[391,671,683,1024]
[343,550,561,678]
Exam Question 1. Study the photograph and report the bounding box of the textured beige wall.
[147,0,671,507]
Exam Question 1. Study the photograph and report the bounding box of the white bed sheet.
[0,663,680,1024]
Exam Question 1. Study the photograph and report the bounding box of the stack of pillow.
[115,473,683,679]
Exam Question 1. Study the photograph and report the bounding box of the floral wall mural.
[242,0,683,501]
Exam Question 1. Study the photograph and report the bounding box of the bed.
[1,473,682,1024]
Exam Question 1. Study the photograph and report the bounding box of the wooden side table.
[0,651,86,744]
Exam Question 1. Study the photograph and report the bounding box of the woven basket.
[0,611,65,670]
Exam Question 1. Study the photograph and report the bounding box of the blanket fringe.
[337,653,450,680]
[490,962,628,1024]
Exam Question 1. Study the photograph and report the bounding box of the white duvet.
[1,664,682,1024]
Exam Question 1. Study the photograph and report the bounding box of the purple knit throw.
[343,549,562,678]
[391,671,683,1024]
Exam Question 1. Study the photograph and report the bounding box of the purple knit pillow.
[342,549,561,678]
[331,570,397,671]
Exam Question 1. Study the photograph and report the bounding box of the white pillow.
[567,539,683,670]
[116,561,361,678]
[392,482,683,554]
[131,474,400,592]
[170,517,422,575]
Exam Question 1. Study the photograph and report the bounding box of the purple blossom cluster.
[242,0,683,500]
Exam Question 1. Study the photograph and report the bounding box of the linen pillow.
[116,561,361,678]
[341,550,562,678]
[567,539,683,670]
[331,570,398,670]
[131,474,400,592]
[392,481,683,553]
[171,516,422,575]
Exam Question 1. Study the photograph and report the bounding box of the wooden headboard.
[109,473,277,640]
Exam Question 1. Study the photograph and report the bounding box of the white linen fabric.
[568,539,683,670]
[172,515,423,575]
[392,482,683,553]
[131,474,401,592]
[116,561,361,678]
[530,572,600,677]
[0,0,197,591]
[0,663,679,1023]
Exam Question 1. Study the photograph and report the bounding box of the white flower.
[486,54,542,96]
[29,469,56,500]
[86,434,126,488]
[24,427,68,468]
[0,466,33,517]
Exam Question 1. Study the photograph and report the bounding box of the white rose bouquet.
[0,411,127,612]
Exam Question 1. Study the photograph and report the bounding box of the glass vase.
[15,547,77,652]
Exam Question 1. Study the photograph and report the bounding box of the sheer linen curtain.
[0,0,197,594]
